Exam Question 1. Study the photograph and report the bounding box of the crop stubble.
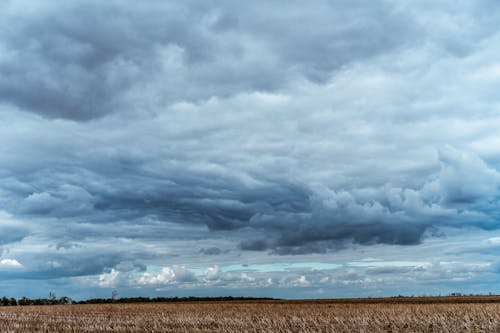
[0,300,499,332]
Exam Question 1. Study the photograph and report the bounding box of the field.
[0,297,500,332]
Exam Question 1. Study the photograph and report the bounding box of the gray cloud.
[0,226,28,246]
[240,239,269,252]
[199,247,225,256]
[0,0,416,120]
[2,139,496,256]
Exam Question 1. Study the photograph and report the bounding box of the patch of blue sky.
[220,262,342,273]
[347,260,430,268]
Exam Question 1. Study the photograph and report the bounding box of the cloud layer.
[1,0,500,298]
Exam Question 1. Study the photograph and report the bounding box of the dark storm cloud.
[2,140,495,257]
[91,178,312,231]
[1,148,430,255]
[271,223,428,255]
[0,0,415,120]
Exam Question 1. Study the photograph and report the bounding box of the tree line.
[0,296,274,306]
[0,296,72,306]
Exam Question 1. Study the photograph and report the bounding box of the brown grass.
[0,299,499,332]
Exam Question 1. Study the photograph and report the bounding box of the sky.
[1,0,500,300]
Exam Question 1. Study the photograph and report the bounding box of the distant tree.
[18,297,30,306]
[58,296,72,305]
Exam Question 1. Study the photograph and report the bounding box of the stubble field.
[1,298,500,332]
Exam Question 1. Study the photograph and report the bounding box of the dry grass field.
[0,298,500,332]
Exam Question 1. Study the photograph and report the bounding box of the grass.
[0,297,499,332]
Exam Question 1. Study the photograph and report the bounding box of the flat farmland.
[1,298,500,332]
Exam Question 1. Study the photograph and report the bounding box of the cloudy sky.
[1,0,500,300]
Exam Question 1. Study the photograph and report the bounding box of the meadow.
[0,297,499,332]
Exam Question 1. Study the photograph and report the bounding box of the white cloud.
[98,269,119,288]
[293,275,310,287]
[0,258,22,268]
[137,266,196,286]
[203,265,220,282]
